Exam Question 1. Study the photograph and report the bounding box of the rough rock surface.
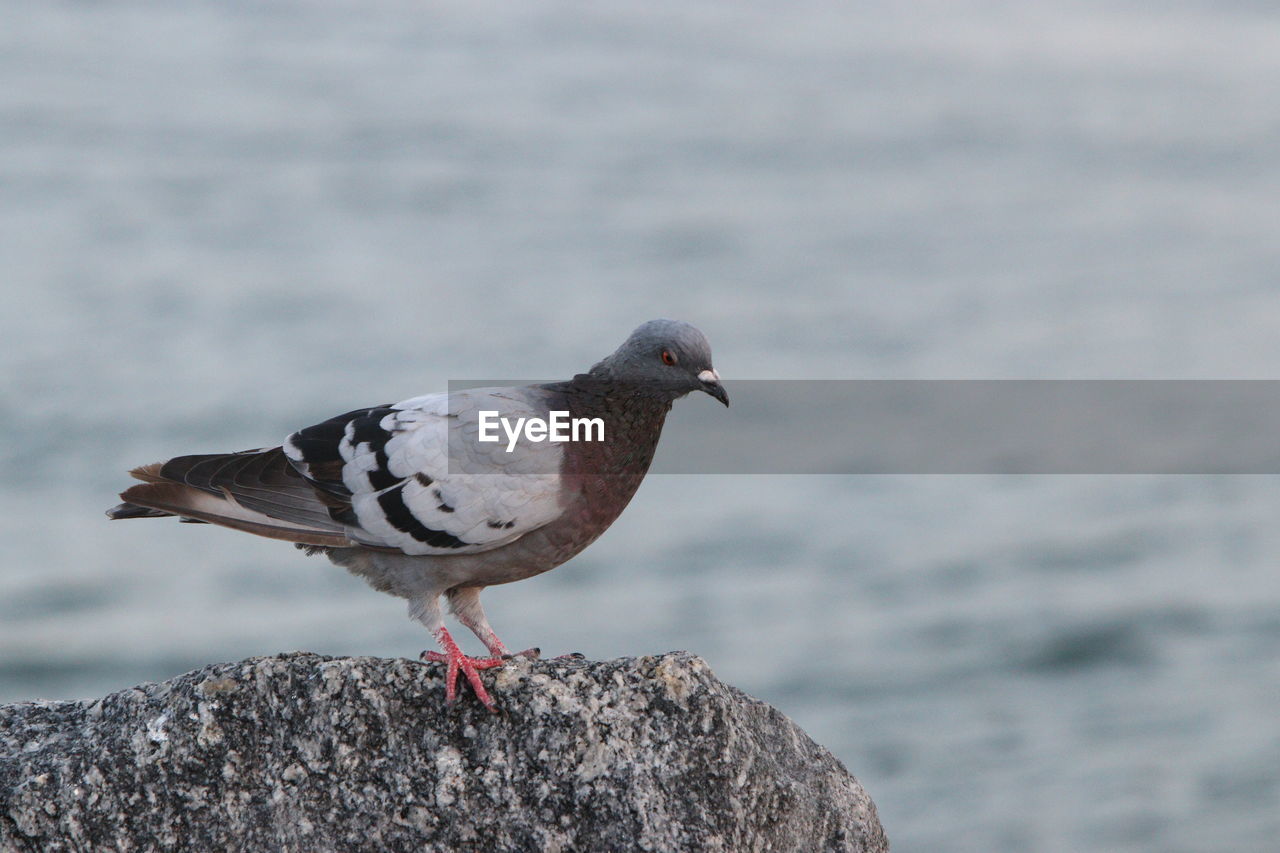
[0,651,887,852]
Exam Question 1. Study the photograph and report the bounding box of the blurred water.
[3,2,1280,850]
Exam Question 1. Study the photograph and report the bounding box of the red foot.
[478,630,539,661]
[421,627,505,711]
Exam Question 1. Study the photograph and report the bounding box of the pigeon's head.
[591,319,728,406]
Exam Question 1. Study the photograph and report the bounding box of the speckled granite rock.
[0,651,887,852]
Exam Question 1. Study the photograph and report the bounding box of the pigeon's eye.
[661,349,678,366]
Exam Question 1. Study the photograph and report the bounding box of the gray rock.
[0,651,888,852]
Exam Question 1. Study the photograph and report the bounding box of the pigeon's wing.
[284,388,567,556]
[109,444,357,548]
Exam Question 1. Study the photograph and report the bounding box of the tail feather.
[127,462,167,484]
[105,501,171,520]
[115,481,352,547]
[107,447,356,549]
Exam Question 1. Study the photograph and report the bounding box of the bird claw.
[420,637,505,712]
[503,647,541,660]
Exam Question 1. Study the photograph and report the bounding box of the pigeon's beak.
[698,368,729,407]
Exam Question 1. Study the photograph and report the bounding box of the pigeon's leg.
[445,586,540,661]
[412,595,503,711]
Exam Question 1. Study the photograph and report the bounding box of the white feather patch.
[342,388,565,555]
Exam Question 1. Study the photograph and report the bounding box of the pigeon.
[108,319,728,710]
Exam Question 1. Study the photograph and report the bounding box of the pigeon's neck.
[532,375,673,547]
[543,374,674,477]
[562,372,676,413]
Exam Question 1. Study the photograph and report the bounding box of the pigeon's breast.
[437,392,671,588]
[538,394,671,559]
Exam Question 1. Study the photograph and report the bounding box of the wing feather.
[112,389,566,558]
[114,482,352,547]
[285,389,567,556]
[158,448,342,531]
